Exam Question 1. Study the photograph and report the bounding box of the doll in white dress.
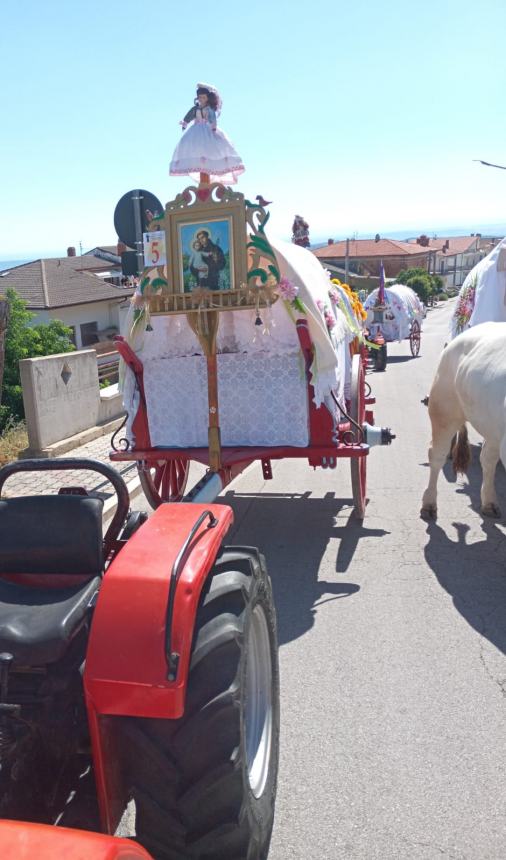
[170,83,245,184]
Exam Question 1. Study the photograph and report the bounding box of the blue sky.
[1,0,505,258]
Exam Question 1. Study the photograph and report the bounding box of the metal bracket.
[261,459,272,480]
[165,509,218,681]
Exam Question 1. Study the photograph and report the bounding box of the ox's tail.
[452,424,471,475]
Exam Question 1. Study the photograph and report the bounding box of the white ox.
[421,322,506,519]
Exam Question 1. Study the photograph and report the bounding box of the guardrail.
[98,356,120,386]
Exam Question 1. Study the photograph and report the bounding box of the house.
[313,238,432,280]
[0,246,134,349]
[426,235,493,289]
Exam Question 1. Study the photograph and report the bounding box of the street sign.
[143,231,167,268]
[114,190,163,249]
[114,189,164,276]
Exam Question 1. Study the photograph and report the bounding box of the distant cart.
[364,284,424,371]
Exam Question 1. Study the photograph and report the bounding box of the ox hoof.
[420,504,437,520]
[482,503,501,519]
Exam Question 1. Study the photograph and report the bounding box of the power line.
[473,159,506,170]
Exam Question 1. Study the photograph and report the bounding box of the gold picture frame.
[166,185,248,295]
[141,184,280,316]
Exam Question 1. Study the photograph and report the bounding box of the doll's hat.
[196,82,222,114]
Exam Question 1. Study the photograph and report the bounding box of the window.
[80,322,99,347]
[68,325,77,346]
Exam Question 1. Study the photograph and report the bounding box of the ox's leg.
[421,425,462,518]
[480,440,501,517]
[421,381,464,519]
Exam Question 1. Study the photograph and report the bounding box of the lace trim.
[170,164,245,176]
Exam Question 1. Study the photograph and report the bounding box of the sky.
[1,0,505,259]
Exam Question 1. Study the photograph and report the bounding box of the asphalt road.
[135,300,506,859]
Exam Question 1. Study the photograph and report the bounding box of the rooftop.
[0,255,133,309]
[313,238,432,259]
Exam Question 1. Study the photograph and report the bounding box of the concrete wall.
[20,349,124,455]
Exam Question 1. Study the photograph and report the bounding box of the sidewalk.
[1,432,142,517]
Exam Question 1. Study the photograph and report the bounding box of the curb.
[20,416,126,460]
[103,473,144,524]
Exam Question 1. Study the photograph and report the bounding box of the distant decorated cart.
[364,282,424,370]
[110,86,394,519]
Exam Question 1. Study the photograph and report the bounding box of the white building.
[0,246,133,349]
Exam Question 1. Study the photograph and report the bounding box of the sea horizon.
[2,222,505,271]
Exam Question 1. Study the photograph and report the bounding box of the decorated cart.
[110,84,394,519]
[450,236,506,338]
[364,282,424,370]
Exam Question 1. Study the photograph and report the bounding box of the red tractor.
[0,458,279,859]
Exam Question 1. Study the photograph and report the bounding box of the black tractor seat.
[0,576,101,665]
[0,494,104,666]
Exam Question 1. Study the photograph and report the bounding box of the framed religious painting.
[166,185,248,296]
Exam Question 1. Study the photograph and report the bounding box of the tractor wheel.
[124,548,279,860]
[137,459,190,508]
[374,344,387,372]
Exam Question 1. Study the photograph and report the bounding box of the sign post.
[114,189,163,277]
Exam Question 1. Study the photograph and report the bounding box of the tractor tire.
[374,344,387,372]
[123,547,279,860]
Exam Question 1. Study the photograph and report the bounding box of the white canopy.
[364,284,424,341]
[450,237,506,338]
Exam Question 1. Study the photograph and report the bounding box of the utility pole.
[0,295,10,405]
[345,238,350,284]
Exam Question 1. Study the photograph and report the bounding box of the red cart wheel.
[137,459,189,508]
[410,320,421,356]
[349,353,367,519]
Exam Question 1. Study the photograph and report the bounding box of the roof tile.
[0,255,134,309]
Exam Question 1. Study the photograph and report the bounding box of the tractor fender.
[0,820,151,858]
[83,502,233,832]
[84,503,233,718]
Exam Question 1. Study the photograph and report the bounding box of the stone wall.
[20,349,124,456]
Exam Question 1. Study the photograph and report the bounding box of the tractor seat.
[0,495,104,665]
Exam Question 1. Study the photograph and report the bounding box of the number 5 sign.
[143,231,167,267]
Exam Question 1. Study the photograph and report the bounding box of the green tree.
[403,274,433,304]
[395,267,442,304]
[1,288,75,432]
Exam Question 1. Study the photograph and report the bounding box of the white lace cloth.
[124,351,309,448]
[133,296,301,361]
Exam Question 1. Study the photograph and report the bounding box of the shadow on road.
[424,519,506,655]
[385,355,417,364]
[221,490,388,645]
[423,440,506,655]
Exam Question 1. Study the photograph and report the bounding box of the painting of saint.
[180,219,232,292]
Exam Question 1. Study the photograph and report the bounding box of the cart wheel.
[123,548,280,860]
[350,353,367,519]
[374,344,387,371]
[410,320,421,357]
[138,459,190,508]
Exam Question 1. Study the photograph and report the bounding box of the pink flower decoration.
[277,277,299,301]
[316,299,324,311]
[325,311,336,330]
